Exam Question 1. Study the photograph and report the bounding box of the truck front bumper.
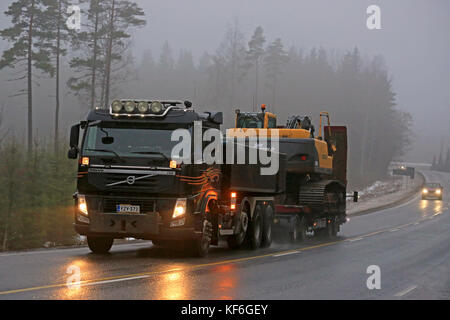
[75,212,200,241]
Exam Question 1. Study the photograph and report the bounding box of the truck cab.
[68,100,225,256]
[68,99,280,256]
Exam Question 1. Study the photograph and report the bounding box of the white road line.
[390,229,399,232]
[79,275,150,287]
[347,237,363,242]
[273,251,299,257]
[0,242,150,257]
[394,285,417,297]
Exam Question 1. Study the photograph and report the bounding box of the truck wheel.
[331,219,339,237]
[290,216,306,242]
[87,236,113,254]
[297,217,307,242]
[191,220,212,257]
[247,205,263,249]
[261,204,273,248]
[227,209,249,249]
[289,216,299,242]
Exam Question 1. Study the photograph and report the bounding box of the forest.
[0,0,411,250]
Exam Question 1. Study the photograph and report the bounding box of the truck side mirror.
[68,147,78,159]
[68,124,80,159]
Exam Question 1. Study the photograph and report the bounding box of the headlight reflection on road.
[433,201,442,215]
[212,264,237,300]
[156,270,188,300]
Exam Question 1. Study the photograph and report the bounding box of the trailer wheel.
[247,205,263,249]
[261,204,273,248]
[87,236,113,254]
[289,216,306,242]
[297,217,307,242]
[227,209,249,249]
[331,219,339,237]
[191,219,212,257]
[289,216,299,242]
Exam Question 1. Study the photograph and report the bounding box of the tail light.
[300,155,308,161]
[230,192,237,211]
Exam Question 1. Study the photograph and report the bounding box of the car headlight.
[124,101,136,113]
[436,189,441,195]
[422,188,428,194]
[111,100,122,113]
[78,194,88,215]
[172,198,187,218]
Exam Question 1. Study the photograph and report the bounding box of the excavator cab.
[235,104,277,129]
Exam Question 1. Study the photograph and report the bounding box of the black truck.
[68,100,285,256]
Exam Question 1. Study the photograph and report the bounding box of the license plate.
[116,204,140,214]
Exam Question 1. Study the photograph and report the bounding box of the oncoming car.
[422,183,443,200]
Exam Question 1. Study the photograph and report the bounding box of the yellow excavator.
[227,104,350,238]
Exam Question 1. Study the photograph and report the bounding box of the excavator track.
[299,180,346,214]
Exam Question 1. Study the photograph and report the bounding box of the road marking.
[390,228,399,232]
[347,237,363,242]
[0,220,426,296]
[80,275,150,287]
[273,251,299,257]
[394,285,417,297]
[0,242,149,258]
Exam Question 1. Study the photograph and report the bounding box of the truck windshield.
[236,114,264,128]
[82,123,191,160]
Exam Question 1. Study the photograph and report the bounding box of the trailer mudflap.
[90,212,159,235]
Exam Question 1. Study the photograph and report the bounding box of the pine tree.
[41,0,72,153]
[102,0,146,107]
[263,38,288,111]
[243,26,265,110]
[68,0,109,108]
[0,0,55,154]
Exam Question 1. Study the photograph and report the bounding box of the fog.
[1,0,449,162]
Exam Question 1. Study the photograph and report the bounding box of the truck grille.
[103,198,155,213]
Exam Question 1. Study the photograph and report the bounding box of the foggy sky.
[0,0,449,162]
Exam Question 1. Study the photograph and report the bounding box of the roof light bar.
[109,99,186,117]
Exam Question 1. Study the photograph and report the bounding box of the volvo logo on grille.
[126,176,136,185]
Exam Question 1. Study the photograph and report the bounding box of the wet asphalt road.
[0,170,449,300]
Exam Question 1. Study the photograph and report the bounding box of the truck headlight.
[436,189,441,195]
[422,188,428,194]
[150,101,163,114]
[78,194,88,215]
[111,100,122,113]
[137,101,149,113]
[124,101,136,113]
[172,198,187,218]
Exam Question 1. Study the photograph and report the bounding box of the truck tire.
[227,209,249,249]
[315,221,333,239]
[261,204,273,248]
[87,236,113,254]
[331,219,339,237]
[191,219,212,257]
[289,216,306,242]
[289,216,299,242]
[247,205,263,249]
